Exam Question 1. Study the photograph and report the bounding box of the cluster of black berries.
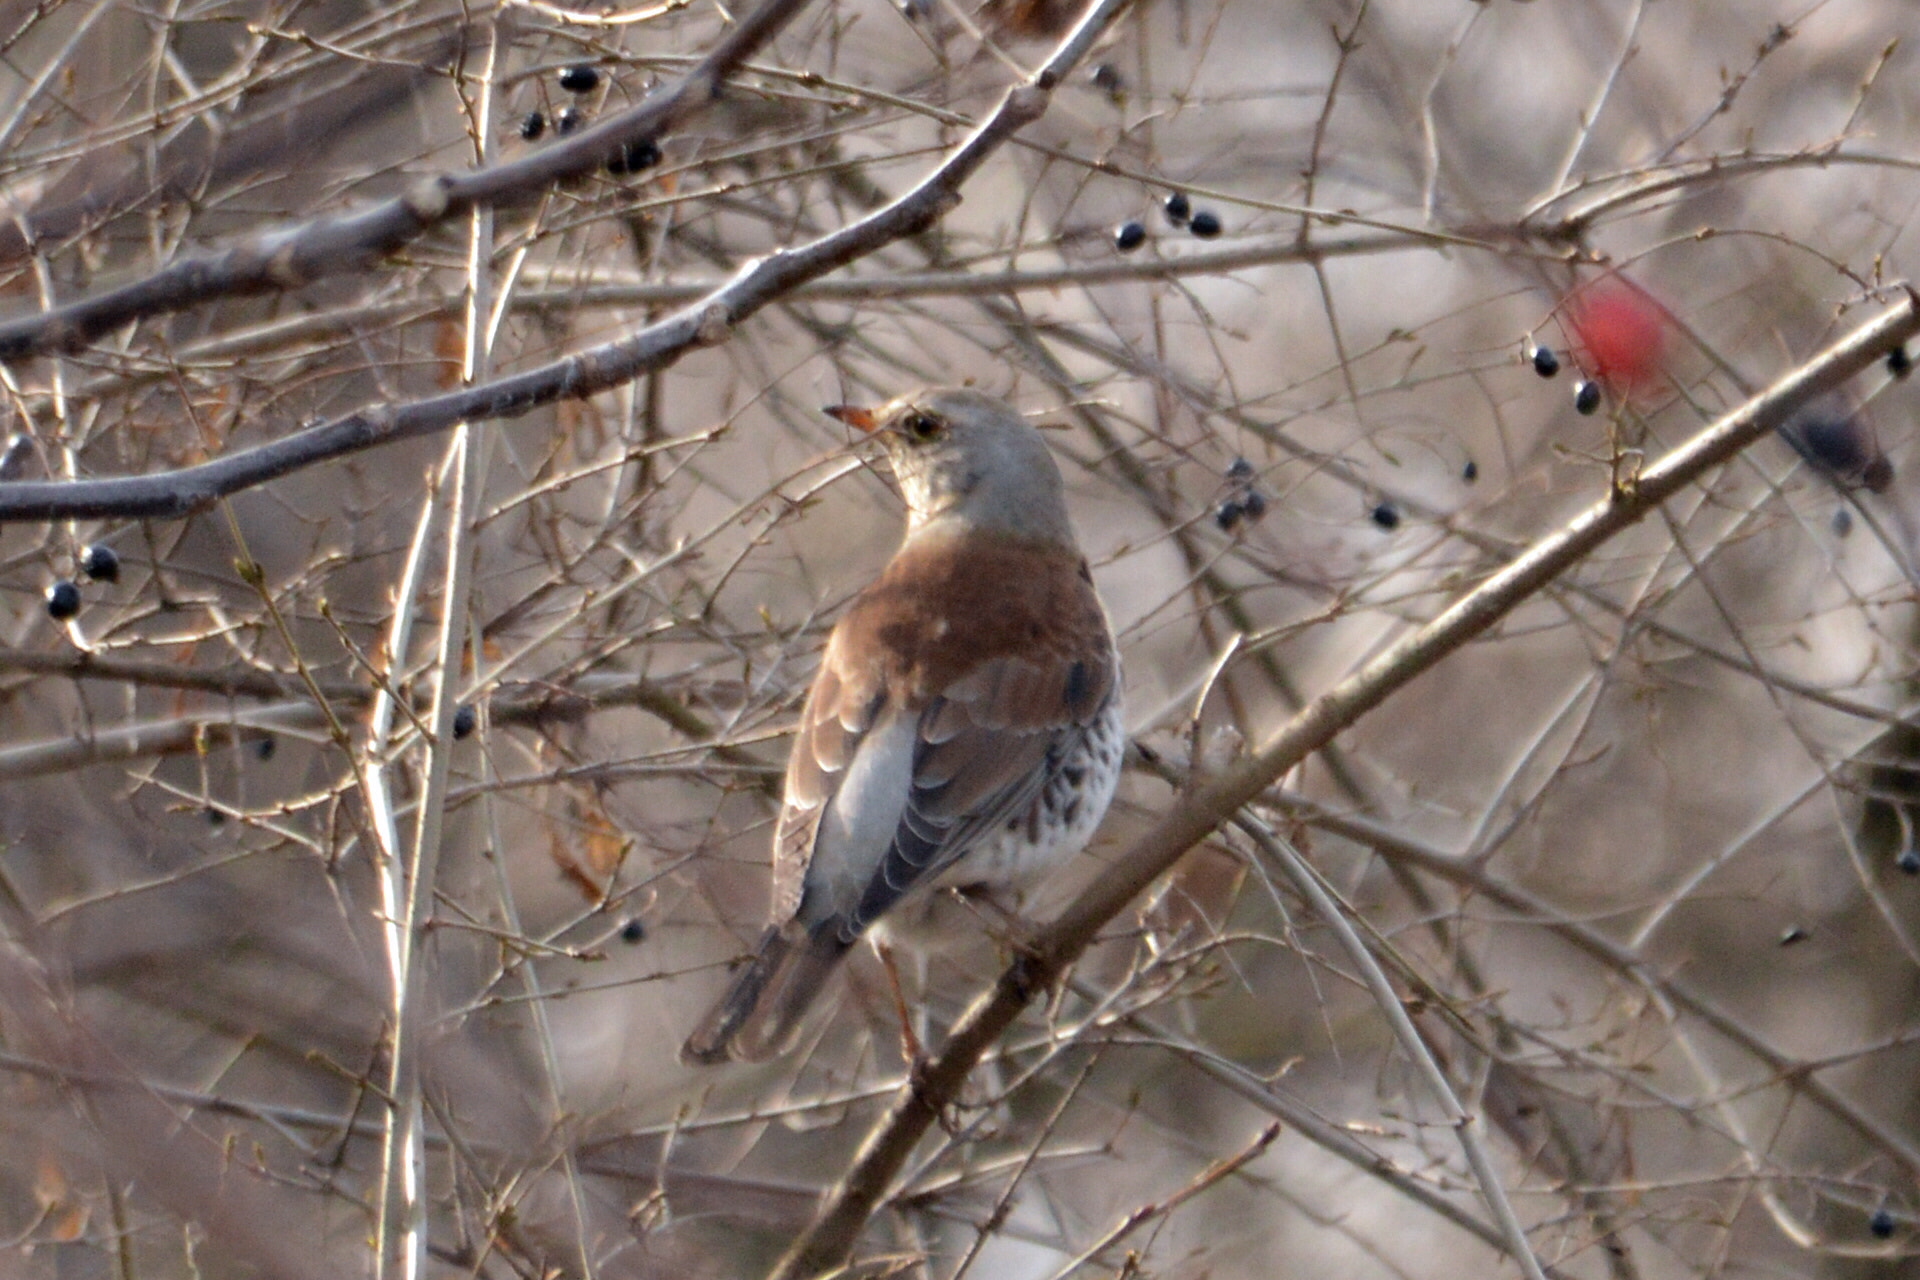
[1529,338,1911,492]
[1165,192,1223,238]
[519,106,576,140]
[1113,191,1226,254]
[606,137,661,175]
[1525,339,1603,416]
[1214,456,1269,531]
[519,64,660,178]
[43,544,119,620]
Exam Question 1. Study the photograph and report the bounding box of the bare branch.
[0,51,1062,522]
[775,293,1920,1278]
[0,0,815,362]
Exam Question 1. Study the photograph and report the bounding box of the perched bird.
[681,388,1124,1064]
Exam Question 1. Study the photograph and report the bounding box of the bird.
[681,387,1124,1064]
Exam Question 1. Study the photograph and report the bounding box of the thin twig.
[1233,812,1548,1280]
[1284,793,1920,1180]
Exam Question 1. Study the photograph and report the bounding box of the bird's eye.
[899,409,944,441]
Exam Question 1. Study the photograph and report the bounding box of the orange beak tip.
[824,404,878,432]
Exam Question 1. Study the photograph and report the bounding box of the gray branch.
[0,0,813,361]
[0,77,1055,521]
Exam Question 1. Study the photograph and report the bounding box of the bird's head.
[825,387,1076,546]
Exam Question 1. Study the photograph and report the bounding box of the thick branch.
[772,293,1920,1278]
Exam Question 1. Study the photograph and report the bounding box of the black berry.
[1530,344,1560,377]
[79,543,119,582]
[1871,1208,1897,1238]
[1163,192,1191,225]
[1890,346,1912,378]
[1090,62,1124,98]
[1573,379,1602,415]
[452,704,477,740]
[1899,847,1920,875]
[1113,220,1146,252]
[1188,210,1222,238]
[1462,459,1479,483]
[620,917,646,943]
[205,806,225,826]
[254,735,276,761]
[1226,456,1254,481]
[1832,507,1853,538]
[1240,489,1267,521]
[520,111,546,141]
[44,579,79,620]
[558,64,601,94]
[1371,502,1400,531]
[1214,499,1244,531]
[555,106,583,135]
[608,137,661,176]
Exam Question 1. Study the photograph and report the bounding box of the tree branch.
[0,31,1068,522]
[772,291,1920,1278]
[0,0,814,362]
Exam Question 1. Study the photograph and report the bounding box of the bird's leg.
[878,940,980,1138]
[874,939,927,1068]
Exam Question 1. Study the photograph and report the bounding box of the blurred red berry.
[1565,278,1668,394]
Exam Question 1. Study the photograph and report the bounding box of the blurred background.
[2,0,1920,1276]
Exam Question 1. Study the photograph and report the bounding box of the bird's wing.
[774,536,1116,939]
[769,653,879,927]
[845,646,1115,936]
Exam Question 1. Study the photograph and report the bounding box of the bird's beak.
[823,404,879,433]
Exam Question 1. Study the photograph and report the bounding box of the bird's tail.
[680,923,852,1064]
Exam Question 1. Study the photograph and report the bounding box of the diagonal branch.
[772,291,1920,1279]
[0,0,814,362]
[0,48,1067,523]
[1289,793,1920,1180]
